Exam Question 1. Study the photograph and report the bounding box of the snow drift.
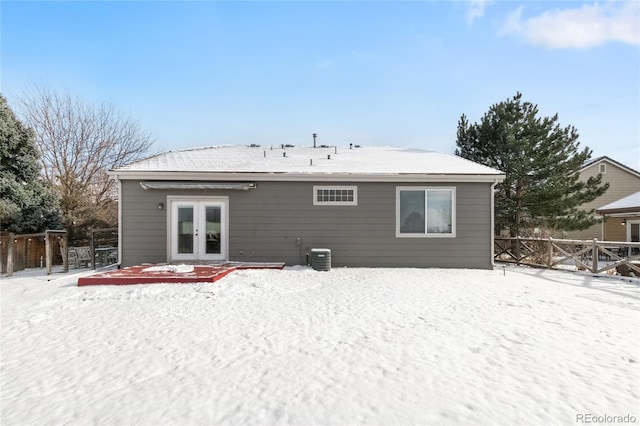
[1,265,638,425]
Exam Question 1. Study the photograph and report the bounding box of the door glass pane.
[631,224,639,242]
[205,206,221,254]
[178,207,194,254]
[400,191,425,233]
[427,190,453,234]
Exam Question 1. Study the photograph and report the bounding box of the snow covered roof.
[596,191,640,214]
[111,145,505,182]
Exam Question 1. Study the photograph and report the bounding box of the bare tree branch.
[16,85,154,231]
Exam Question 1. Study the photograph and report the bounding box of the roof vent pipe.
[310,159,313,166]
[313,133,317,148]
[327,155,331,160]
[283,152,287,157]
[350,143,353,149]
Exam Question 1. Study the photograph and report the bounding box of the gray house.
[109,145,505,269]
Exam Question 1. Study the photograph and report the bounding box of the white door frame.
[627,219,640,241]
[167,196,229,262]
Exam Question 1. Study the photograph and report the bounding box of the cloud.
[466,0,493,26]
[500,1,640,49]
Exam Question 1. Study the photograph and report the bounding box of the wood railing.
[495,237,640,276]
[88,227,118,270]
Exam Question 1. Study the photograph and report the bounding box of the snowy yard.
[1,265,639,425]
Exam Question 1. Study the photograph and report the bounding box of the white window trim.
[313,185,358,206]
[599,163,606,173]
[396,186,456,238]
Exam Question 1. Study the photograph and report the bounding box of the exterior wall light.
[157,203,164,211]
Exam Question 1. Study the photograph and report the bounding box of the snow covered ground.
[1,265,639,425]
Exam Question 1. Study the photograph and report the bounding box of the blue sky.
[2,1,639,170]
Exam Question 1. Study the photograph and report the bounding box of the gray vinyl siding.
[120,180,494,269]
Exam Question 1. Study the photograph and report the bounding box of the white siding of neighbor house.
[120,180,495,269]
[563,159,640,241]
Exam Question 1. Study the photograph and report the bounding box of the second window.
[397,187,456,237]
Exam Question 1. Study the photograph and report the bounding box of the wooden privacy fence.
[1,227,119,277]
[0,230,68,276]
[495,237,640,276]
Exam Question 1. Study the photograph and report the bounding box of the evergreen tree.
[0,94,61,233]
[455,92,608,237]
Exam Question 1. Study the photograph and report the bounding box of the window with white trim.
[599,163,606,173]
[396,187,456,237]
[313,186,357,206]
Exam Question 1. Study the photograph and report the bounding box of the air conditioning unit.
[310,248,331,271]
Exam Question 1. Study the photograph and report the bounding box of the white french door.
[170,198,228,261]
[628,220,640,256]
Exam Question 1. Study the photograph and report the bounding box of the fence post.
[90,227,95,270]
[62,232,69,273]
[26,237,31,269]
[592,238,598,273]
[547,237,553,268]
[516,236,521,266]
[45,231,52,275]
[7,233,15,277]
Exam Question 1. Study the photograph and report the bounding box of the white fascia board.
[601,211,640,217]
[109,171,506,183]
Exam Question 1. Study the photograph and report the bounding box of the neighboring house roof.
[111,145,505,182]
[596,191,640,215]
[581,156,640,178]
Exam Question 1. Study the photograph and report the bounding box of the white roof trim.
[113,171,505,183]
